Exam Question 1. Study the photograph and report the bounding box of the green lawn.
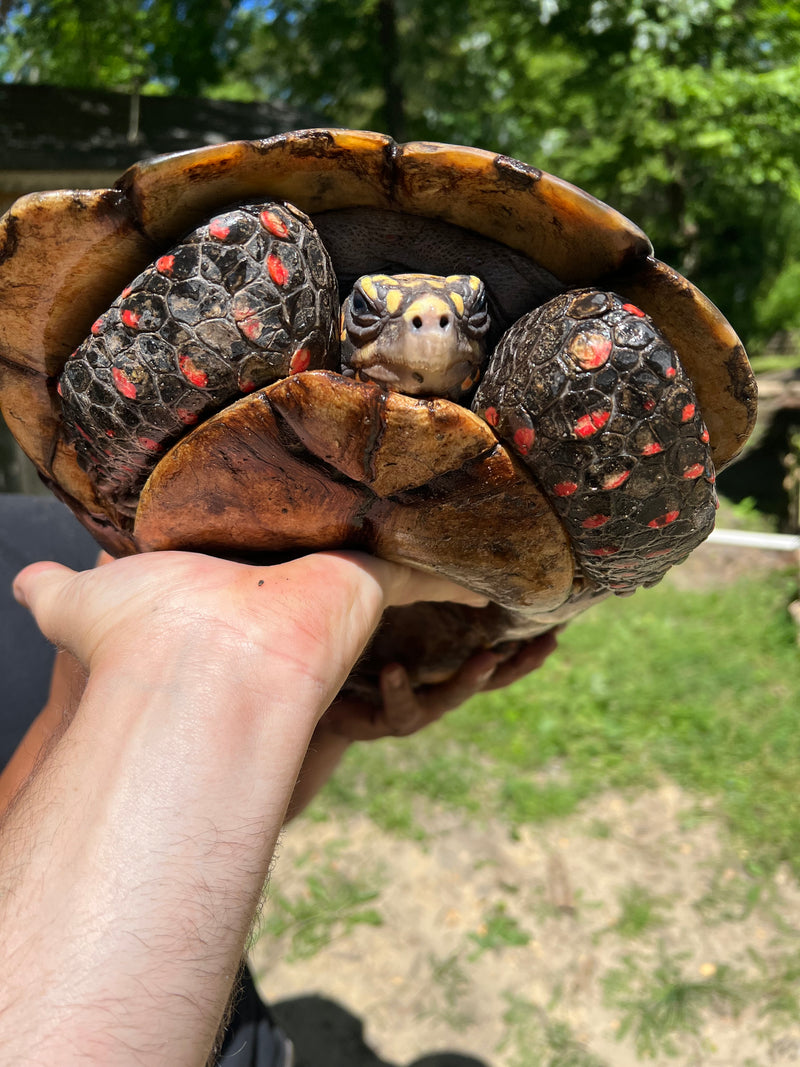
[322,565,800,875]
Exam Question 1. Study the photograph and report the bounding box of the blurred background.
[2,4,800,1064]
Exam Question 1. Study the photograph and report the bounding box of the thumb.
[13,561,81,649]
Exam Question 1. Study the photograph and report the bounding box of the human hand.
[322,631,559,741]
[3,549,488,1065]
[284,630,559,819]
[13,549,488,725]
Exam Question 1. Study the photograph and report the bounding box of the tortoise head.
[340,273,490,400]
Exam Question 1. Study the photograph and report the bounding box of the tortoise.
[0,128,757,700]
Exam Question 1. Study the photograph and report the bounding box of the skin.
[0,549,556,1066]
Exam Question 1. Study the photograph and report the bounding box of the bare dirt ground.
[250,543,800,1066]
[253,785,800,1067]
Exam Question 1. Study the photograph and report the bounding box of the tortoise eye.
[349,287,382,326]
[464,285,490,338]
[344,283,385,343]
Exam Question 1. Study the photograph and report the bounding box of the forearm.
[285,726,352,821]
[0,647,319,1064]
[1,548,486,1064]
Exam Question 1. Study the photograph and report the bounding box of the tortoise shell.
[0,129,757,698]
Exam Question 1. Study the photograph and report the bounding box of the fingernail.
[11,580,28,608]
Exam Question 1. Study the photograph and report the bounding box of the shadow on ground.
[272,995,488,1067]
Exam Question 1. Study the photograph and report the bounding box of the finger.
[379,664,438,735]
[13,559,75,618]
[13,561,83,651]
[482,630,559,691]
[320,552,489,610]
[410,650,504,717]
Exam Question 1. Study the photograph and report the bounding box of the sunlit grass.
[322,566,800,873]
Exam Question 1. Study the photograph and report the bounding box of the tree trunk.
[377,0,406,141]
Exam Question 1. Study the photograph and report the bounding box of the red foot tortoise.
[0,129,757,699]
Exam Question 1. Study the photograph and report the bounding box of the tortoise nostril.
[440,315,450,328]
[412,316,423,329]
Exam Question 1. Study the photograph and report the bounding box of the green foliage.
[2,0,241,94]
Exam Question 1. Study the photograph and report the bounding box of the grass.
[321,564,800,874]
[603,948,747,1058]
[468,901,530,957]
[423,952,474,1029]
[748,352,800,375]
[611,884,671,939]
[499,994,609,1067]
[257,862,383,960]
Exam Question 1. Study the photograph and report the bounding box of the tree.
[1,0,240,95]
[3,0,800,346]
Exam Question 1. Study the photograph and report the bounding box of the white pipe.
[708,528,800,551]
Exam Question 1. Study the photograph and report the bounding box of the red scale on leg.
[602,469,631,490]
[483,406,499,428]
[683,463,705,479]
[582,513,610,529]
[137,436,162,453]
[648,510,680,528]
[111,366,137,399]
[178,354,209,389]
[209,218,231,240]
[156,255,175,275]
[574,409,610,439]
[260,210,289,238]
[233,305,263,342]
[622,303,645,318]
[681,403,696,423]
[121,308,142,329]
[289,348,312,374]
[513,426,535,454]
[554,481,578,497]
[267,253,289,287]
[569,331,612,370]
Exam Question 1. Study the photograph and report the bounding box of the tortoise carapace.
[0,129,757,699]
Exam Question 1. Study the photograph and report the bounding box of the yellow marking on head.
[360,277,379,302]
[449,291,465,316]
[402,295,453,323]
[469,275,482,291]
[385,288,403,315]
